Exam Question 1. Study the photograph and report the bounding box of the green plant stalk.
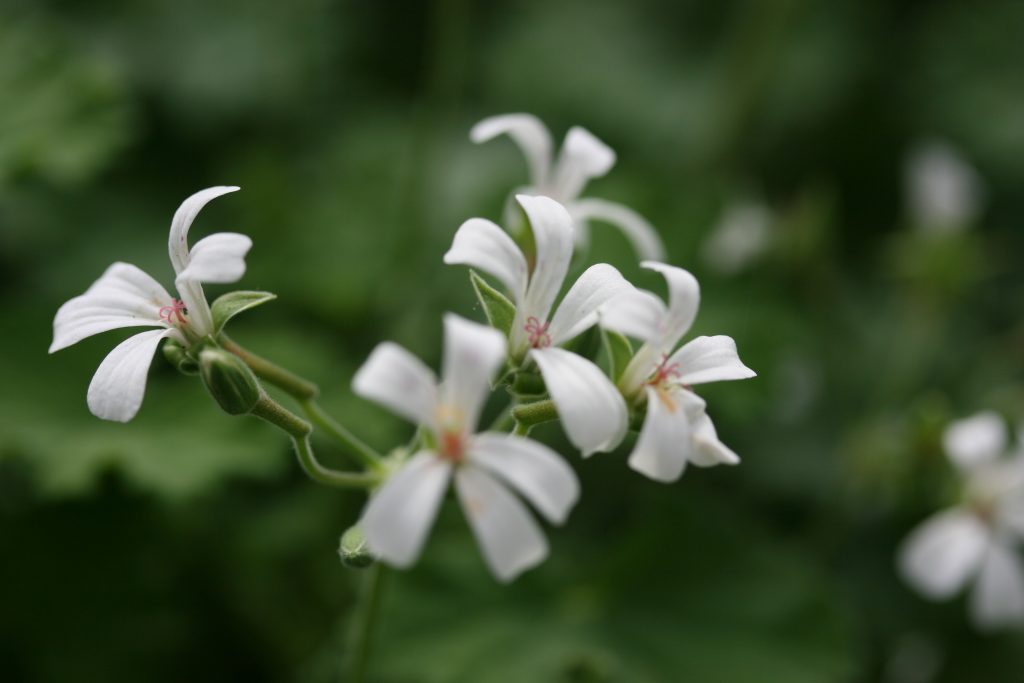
[349,563,388,683]
[512,399,558,428]
[300,399,385,472]
[291,434,378,490]
[220,334,319,401]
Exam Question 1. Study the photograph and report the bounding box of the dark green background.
[2,0,1024,680]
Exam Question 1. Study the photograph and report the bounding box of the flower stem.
[219,334,319,401]
[291,435,378,489]
[349,563,388,683]
[511,399,558,429]
[299,399,386,472]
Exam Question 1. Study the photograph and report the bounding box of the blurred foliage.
[3,0,1024,681]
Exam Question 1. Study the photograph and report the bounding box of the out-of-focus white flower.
[905,141,985,234]
[471,113,666,261]
[445,194,630,456]
[700,201,773,274]
[601,262,756,482]
[353,314,580,582]
[49,187,250,422]
[898,411,1024,630]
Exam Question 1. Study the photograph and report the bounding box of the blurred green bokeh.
[2,1,1024,681]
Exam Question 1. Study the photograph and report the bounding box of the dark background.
[2,0,1024,680]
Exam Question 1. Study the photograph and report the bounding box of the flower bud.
[338,525,376,569]
[199,348,263,415]
[162,338,199,375]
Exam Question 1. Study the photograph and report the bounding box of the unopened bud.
[338,525,376,569]
[162,339,199,375]
[199,348,263,415]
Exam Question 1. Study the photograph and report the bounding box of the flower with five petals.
[353,314,580,582]
[49,186,250,422]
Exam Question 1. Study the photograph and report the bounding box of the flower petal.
[531,347,628,456]
[353,342,438,427]
[600,288,667,345]
[970,540,1024,630]
[440,314,507,432]
[175,232,252,284]
[444,218,528,302]
[570,198,666,262]
[469,432,579,524]
[547,263,631,346]
[669,335,757,386]
[50,262,171,353]
[689,408,741,467]
[549,127,615,201]
[167,186,241,274]
[628,386,693,482]
[943,411,1007,472]
[86,328,173,422]
[470,113,553,189]
[455,466,548,583]
[898,508,990,599]
[360,452,452,568]
[516,194,574,324]
[641,261,700,350]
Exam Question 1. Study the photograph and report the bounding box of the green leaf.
[602,328,634,382]
[211,291,277,334]
[469,270,516,336]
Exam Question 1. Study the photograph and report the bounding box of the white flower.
[49,186,250,422]
[445,194,630,455]
[471,113,666,261]
[352,314,580,582]
[905,141,985,234]
[700,200,773,274]
[899,412,1024,630]
[601,262,756,482]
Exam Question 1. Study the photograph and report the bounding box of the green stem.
[220,334,319,401]
[511,399,558,429]
[291,435,377,489]
[350,563,388,683]
[300,399,385,472]
[251,395,312,438]
[513,421,531,436]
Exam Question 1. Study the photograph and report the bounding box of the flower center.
[525,317,552,348]
[438,430,465,463]
[158,298,189,326]
[648,354,680,388]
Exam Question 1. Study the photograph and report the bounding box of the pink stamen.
[649,354,681,386]
[524,316,552,348]
[158,298,189,325]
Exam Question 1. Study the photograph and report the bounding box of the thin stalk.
[300,399,385,471]
[290,435,377,490]
[511,399,558,429]
[220,334,319,401]
[349,563,388,683]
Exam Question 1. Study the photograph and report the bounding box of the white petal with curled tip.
[516,195,574,323]
[642,261,700,350]
[444,218,528,302]
[670,335,757,386]
[469,433,579,524]
[549,127,616,201]
[898,508,990,599]
[455,466,548,583]
[50,263,172,352]
[943,411,1007,472]
[628,386,692,482]
[570,198,666,262]
[689,409,741,467]
[440,314,507,432]
[86,328,173,422]
[600,288,667,344]
[470,113,554,188]
[175,232,252,284]
[547,264,631,346]
[361,452,452,568]
[167,186,241,273]
[970,540,1024,630]
[531,348,628,456]
[353,342,438,427]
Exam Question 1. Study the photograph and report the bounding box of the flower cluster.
[899,412,1024,629]
[50,114,756,582]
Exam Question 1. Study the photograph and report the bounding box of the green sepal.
[602,328,634,382]
[162,338,199,375]
[211,290,277,335]
[199,348,264,415]
[338,525,376,569]
[469,270,516,336]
